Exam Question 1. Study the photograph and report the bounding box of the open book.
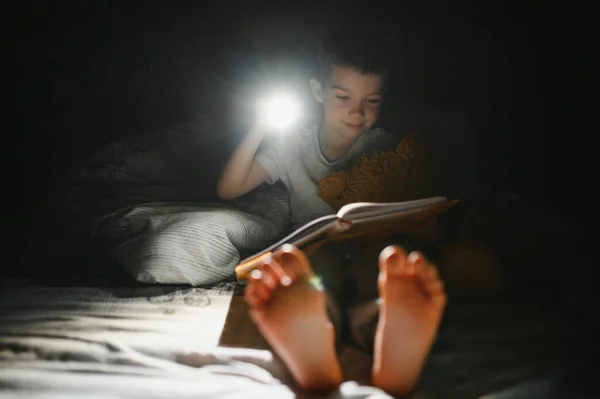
[235,196,459,279]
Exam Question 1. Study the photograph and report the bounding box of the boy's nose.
[349,102,365,116]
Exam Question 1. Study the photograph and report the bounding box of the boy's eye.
[367,99,381,105]
[336,95,350,101]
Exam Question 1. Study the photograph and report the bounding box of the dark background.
[7,1,596,272]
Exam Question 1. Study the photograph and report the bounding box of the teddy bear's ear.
[310,78,324,103]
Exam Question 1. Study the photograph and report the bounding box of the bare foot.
[244,244,343,392]
[372,246,447,396]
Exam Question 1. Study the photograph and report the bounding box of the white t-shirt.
[256,120,385,229]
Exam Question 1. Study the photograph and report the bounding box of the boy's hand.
[216,99,274,200]
[252,98,280,135]
[248,122,270,140]
[248,98,273,139]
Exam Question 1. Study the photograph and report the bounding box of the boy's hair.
[314,23,391,88]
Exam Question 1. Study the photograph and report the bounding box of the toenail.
[407,252,422,263]
[261,254,273,265]
[281,276,292,286]
[380,245,399,261]
[250,269,263,280]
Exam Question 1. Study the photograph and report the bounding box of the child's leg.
[244,245,343,393]
[371,246,447,396]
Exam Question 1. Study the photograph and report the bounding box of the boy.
[218,35,446,395]
[218,34,391,326]
[217,36,388,229]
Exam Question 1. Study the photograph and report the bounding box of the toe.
[420,265,447,304]
[258,263,279,290]
[249,270,272,303]
[262,258,291,287]
[245,282,262,307]
[422,263,440,282]
[423,278,445,297]
[420,263,445,293]
[406,252,423,276]
[379,245,408,276]
[274,244,314,281]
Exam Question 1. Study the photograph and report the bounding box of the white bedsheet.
[0,285,390,398]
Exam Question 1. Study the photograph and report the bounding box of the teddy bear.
[315,132,509,300]
[318,133,433,210]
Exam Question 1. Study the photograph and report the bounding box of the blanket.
[0,284,589,398]
[0,284,390,398]
[42,116,291,285]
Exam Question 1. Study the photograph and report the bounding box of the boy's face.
[311,66,384,141]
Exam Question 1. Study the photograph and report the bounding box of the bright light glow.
[257,91,301,131]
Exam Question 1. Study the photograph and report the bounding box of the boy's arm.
[217,126,272,200]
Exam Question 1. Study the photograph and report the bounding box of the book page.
[337,196,447,221]
[330,199,459,242]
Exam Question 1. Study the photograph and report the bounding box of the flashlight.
[256,91,301,131]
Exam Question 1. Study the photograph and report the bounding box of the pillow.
[97,183,290,286]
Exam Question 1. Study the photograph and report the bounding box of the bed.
[0,280,588,398]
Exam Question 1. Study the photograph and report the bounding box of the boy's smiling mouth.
[344,122,365,129]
